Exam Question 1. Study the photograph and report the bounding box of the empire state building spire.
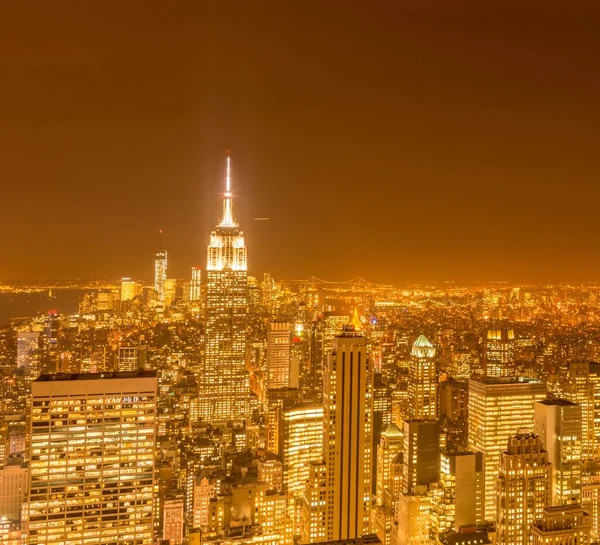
[219,151,237,227]
[201,152,250,423]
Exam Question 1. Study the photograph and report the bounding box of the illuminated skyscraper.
[496,433,550,545]
[120,277,138,301]
[468,377,547,521]
[436,451,484,535]
[408,335,437,420]
[201,153,249,423]
[28,371,157,545]
[395,420,439,545]
[116,344,147,372]
[267,321,292,389]
[323,326,373,540]
[154,244,168,303]
[190,266,202,302]
[531,505,591,545]
[534,399,582,506]
[372,424,403,545]
[484,329,515,378]
[558,362,600,459]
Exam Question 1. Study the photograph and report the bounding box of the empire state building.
[200,153,249,423]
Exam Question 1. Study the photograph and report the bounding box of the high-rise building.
[408,335,437,420]
[580,461,600,540]
[394,420,440,545]
[468,377,547,521]
[201,153,249,423]
[0,463,28,521]
[120,277,138,301]
[323,326,373,541]
[154,247,168,302]
[372,424,403,545]
[436,451,484,534]
[267,322,293,389]
[531,504,591,545]
[496,433,550,545]
[558,362,600,459]
[534,399,582,505]
[40,311,59,374]
[116,344,147,372]
[280,404,323,498]
[484,329,515,378]
[28,371,157,545]
[190,266,202,302]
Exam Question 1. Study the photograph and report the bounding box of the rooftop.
[35,370,157,382]
[538,398,577,406]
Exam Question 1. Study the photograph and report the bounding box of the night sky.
[1,1,599,284]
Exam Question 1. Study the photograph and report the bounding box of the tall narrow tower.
[154,231,167,302]
[201,152,249,423]
[408,334,437,419]
[323,325,373,540]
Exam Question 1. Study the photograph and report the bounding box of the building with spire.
[154,230,167,303]
[200,152,250,423]
[408,335,437,420]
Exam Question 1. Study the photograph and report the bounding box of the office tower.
[558,362,600,459]
[402,420,440,495]
[534,399,582,505]
[154,247,168,302]
[468,377,547,521]
[0,463,28,520]
[531,505,591,545]
[190,266,202,302]
[116,344,147,372]
[308,312,350,403]
[450,349,472,381]
[28,370,157,545]
[323,326,373,541]
[280,404,323,498]
[439,378,469,449]
[375,424,403,506]
[394,420,440,545]
[267,322,292,389]
[201,153,249,423]
[372,424,403,545]
[41,311,59,374]
[484,329,515,378]
[120,277,138,301]
[436,452,484,534]
[408,335,437,420]
[580,461,600,539]
[16,331,40,373]
[496,433,550,545]
[301,462,328,544]
[16,331,40,389]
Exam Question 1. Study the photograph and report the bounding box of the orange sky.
[0,0,599,283]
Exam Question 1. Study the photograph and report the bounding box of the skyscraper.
[468,377,547,521]
[201,153,249,423]
[323,325,373,540]
[408,335,437,420]
[154,243,168,303]
[534,399,582,505]
[436,451,484,535]
[190,266,202,302]
[267,321,292,389]
[484,329,515,378]
[28,370,157,545]
[496,433,550,545]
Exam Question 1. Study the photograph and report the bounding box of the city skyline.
[1,1,599,283]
